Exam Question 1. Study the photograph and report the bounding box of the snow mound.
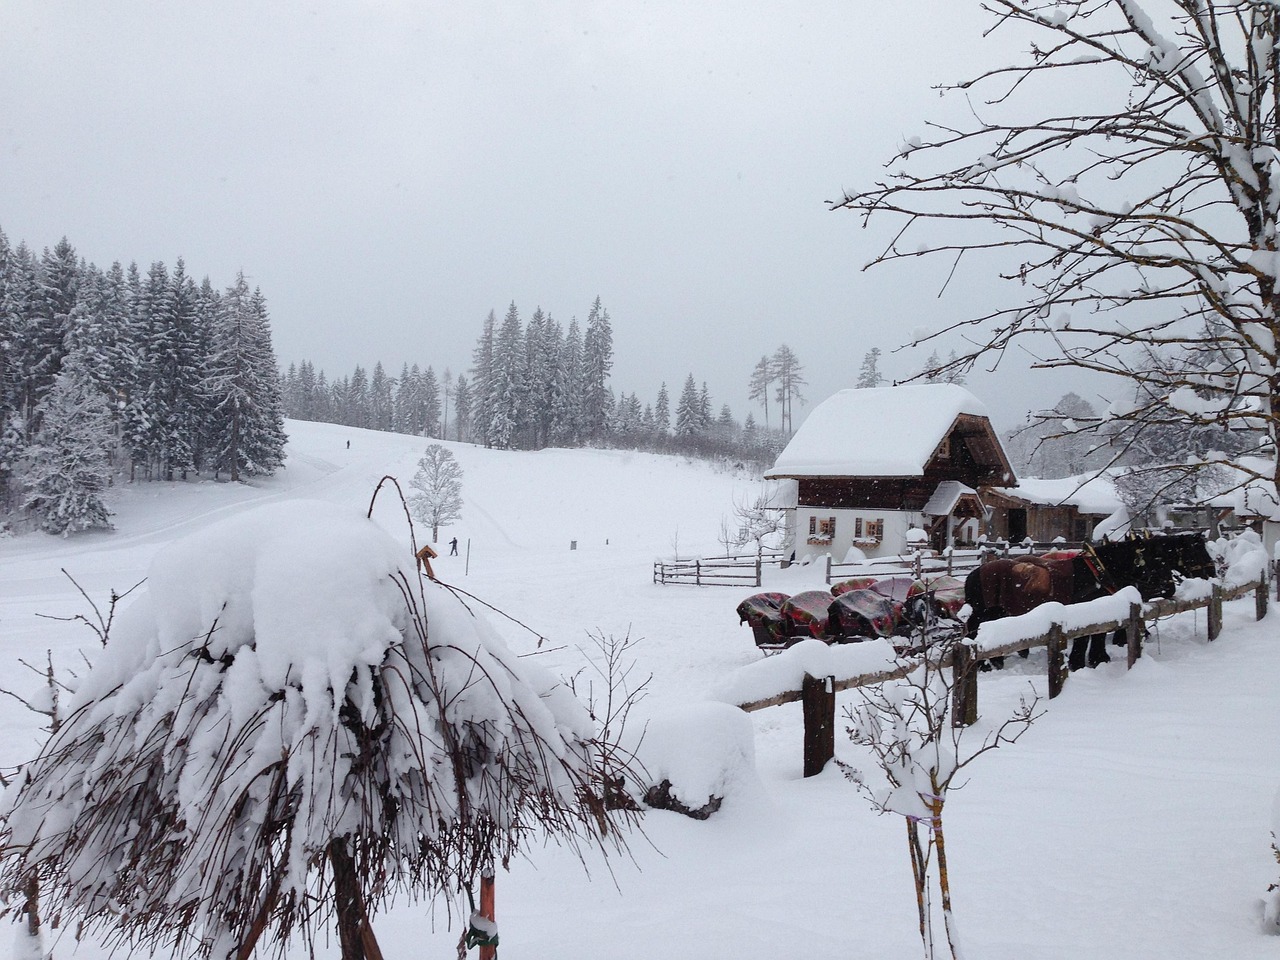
[638,702,760,809]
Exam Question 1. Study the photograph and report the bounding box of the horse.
[964,533,1213,671]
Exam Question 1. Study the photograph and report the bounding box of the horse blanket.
[781,590,838,639]
[736,592,791,647]
[827,589,899,640]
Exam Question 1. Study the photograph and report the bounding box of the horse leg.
[1068,636,1088,672]
[1086,633,1111,668]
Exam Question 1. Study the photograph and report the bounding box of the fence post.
[1126,602,1143,668]
[1208,583,1223,641]
[801,674,836,777]
[696,559,701,587]
[951,643,978,726]
[825,555,832,584]
[1257,574,1269,622]
[1046,625,1066,699]
[755,554,762,588]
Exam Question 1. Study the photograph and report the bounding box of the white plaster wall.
[793,507,923,562]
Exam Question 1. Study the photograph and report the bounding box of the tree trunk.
[329,839,384,960]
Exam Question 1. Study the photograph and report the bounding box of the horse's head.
[1150,532,1216,582]
[1087,538,1177,600]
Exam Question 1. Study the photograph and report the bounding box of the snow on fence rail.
[824,541,1085,585]
[652,550,786,587]
[722,564,1274,778]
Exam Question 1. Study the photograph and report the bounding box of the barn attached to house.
[982,473,1126,543]
[765,384,1017,562]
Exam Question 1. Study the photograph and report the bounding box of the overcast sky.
[1,2,1105,431]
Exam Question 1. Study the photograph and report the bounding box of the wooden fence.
[652,551,785,587]
[654,542,1081,588]
[825,541,1085,585]
[736,567,1274,778]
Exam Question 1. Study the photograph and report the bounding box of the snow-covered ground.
[0,419,1277,959]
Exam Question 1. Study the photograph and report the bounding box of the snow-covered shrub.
[0,500,634,959]
[638,702,760,818]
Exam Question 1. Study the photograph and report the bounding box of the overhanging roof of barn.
[764,384,1015,483]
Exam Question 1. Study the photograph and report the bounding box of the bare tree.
[842,641,1041,960]
[836,0,1280,507]
[409,443,464,542]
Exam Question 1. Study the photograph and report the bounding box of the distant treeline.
[283,298,788,464]
[0,228,286,534]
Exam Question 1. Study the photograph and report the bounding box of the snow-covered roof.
[1203,457,1280,521]
[921,480,979,516]
[765,384,997,479]
[1004,473,1123,516]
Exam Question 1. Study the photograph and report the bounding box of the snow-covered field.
[1,419,1277,959]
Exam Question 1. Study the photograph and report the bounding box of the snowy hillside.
[0,420,1277,959]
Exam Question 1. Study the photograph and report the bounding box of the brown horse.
[964,534,1213,670]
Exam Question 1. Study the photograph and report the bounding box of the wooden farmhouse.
[765,385,1018,561]
[981,474,1125,543]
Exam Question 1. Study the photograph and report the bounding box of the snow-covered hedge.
[0,500,629,958]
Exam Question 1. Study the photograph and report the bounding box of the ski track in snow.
[1,419,1277,960]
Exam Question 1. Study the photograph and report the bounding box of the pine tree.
[21,359,114,535]
[369,362,394,432]
[552,319,584,445]
[205,274,287,481]
[771,344,806,434]
[654,382,671,444]
[347,365,370,429]
[856,348,885,389]
[468,311,497,446]
[675,374,701,444]
[421,366,441,438]
[392,363,416,433]
[748,355,775,430]
[487,303,523,449]
[453,375,472,442]
[582,296,614,442]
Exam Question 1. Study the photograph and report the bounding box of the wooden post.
[801,674,836,777]
[1208,583,1223,641]
[951,643,978,726]
[755,553,762,588]
[1046,625,1066,699]
[695,559,701,587]
[1257,575,1269,622]
[1274,560,1280,603]
[1126,602,1143,668]
[825,555,833,584]
[479,872,496,960]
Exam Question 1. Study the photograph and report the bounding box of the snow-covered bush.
[638,702,760,818]
[0,500,634,959]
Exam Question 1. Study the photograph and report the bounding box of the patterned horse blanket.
[781,590,838,639]
[827,589,899,640]
[736,592,791,647]
[831,576,879,597]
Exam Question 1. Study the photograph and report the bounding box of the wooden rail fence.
[652,551,785,587]
[737,568,1273,778]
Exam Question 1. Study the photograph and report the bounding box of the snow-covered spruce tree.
[836,0,1280,506]
[409,443,464,542]
[582,297,614,444]
[842,643,1041,960]
[0,501,637,960]
[20,359,115,535]
[206,274,287,481]
[856,347,885,389]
